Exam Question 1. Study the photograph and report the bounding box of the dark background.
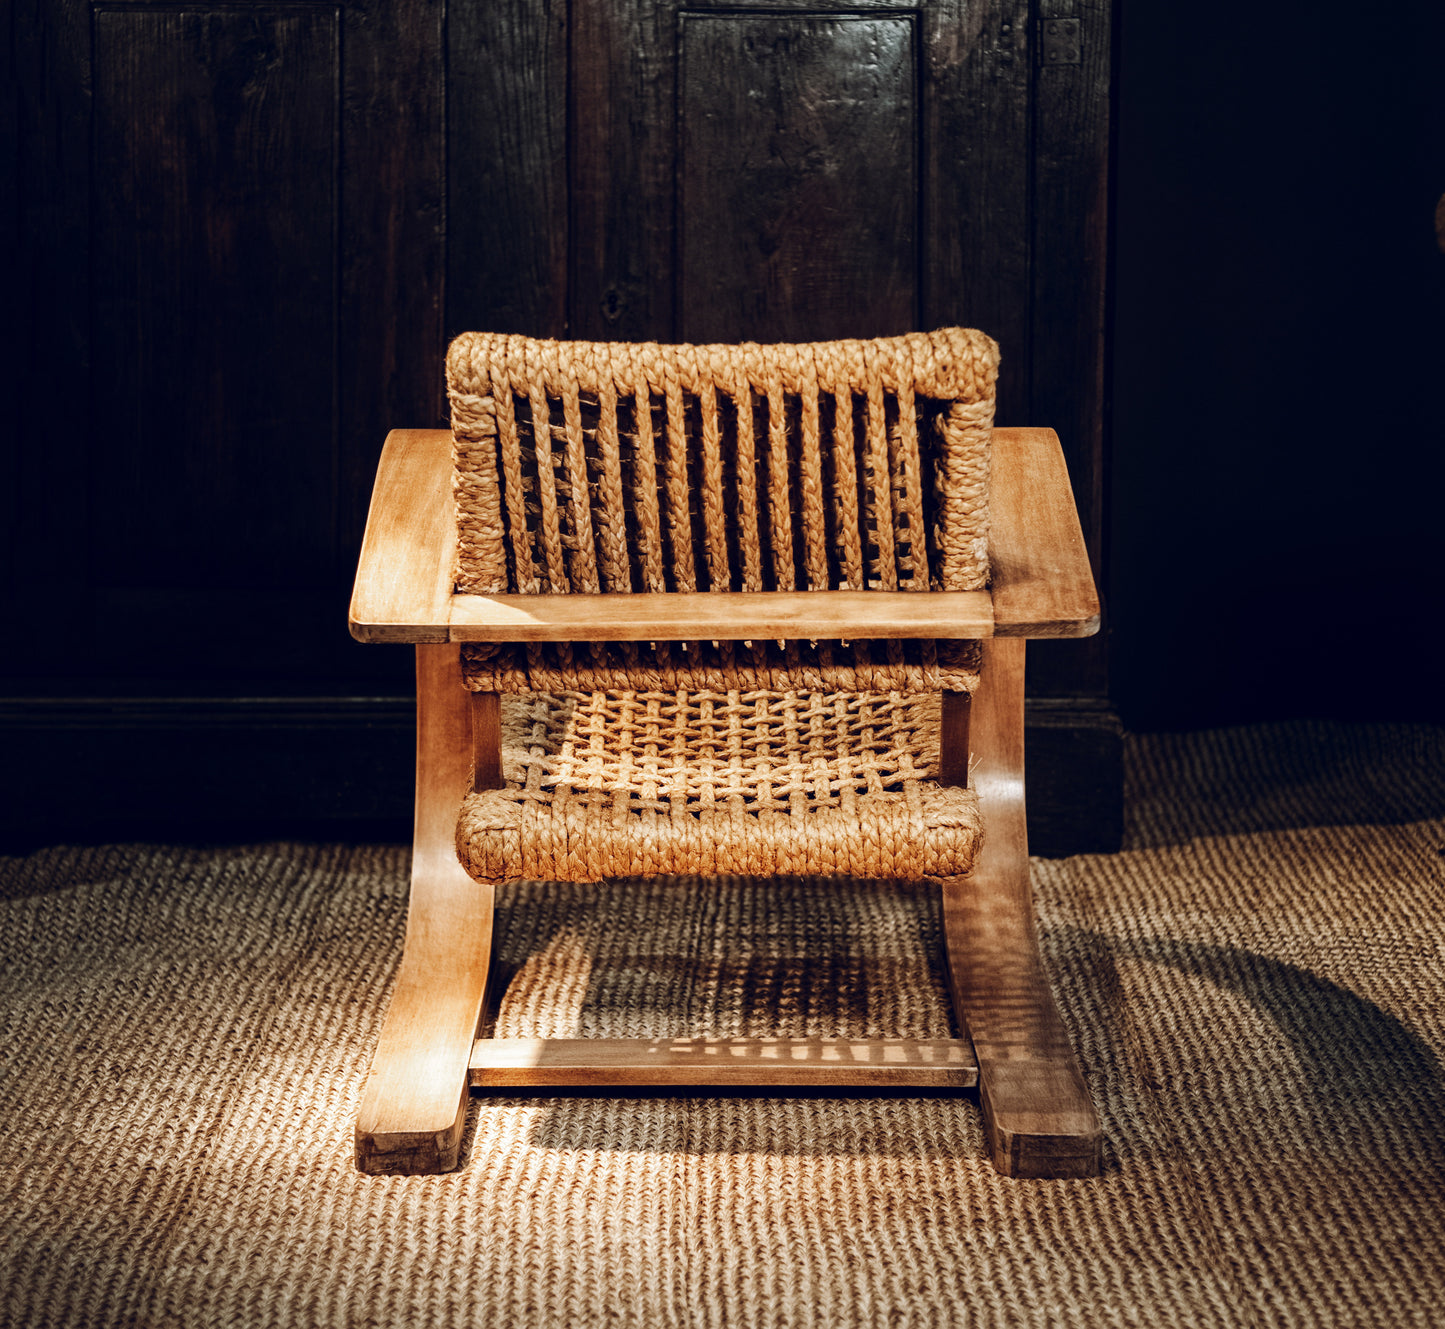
[4,0,1442,851]
[1110,5,1445,730]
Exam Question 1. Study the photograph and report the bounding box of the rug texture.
[2,721,1443,1328]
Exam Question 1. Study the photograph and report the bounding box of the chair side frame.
[351,427,1102,1178]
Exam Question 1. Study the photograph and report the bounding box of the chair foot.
[356,1086,472,1177]
[978,1058,1100,1179]
[355,644,494,1176]
[940,637,1102,1179]
[941,868,1102,1180]
[354,904,492,1176]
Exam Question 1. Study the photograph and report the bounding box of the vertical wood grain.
[10,0,443,686]
[678,14,917,343]
[448,0,567,338]
[941,637,1102,1176]
[340,0,447,560]
[922,0,1031,429]
[1027,0,1112,700]
[92,8,339,587]
[570,0,678,340]
[356,643,494,1174]
[470,692,503,792]
[7,0,91,677]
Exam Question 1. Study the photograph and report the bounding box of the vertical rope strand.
[527,380,569,593]
[592,348,631,591]
[863,342,897,590]
[734,385,763,593]
[936,398,994,591]
[831,388,865,591]
[798,363,828,592]
[561,372,600,594]
[630,364,667,593]
[492,370,539,594]
[448,383,508,593]
[661,358,697,592]
[765,366,795,591]
[697,379,730,591]
[893,378,927,591]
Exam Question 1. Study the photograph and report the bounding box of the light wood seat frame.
[350,425,1102,1179]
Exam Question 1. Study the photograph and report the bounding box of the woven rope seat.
[446,327,997,602]
[445,328,998,888]
[456,688,983,884]
[459,637,983,694]
[350,324,1105,1177]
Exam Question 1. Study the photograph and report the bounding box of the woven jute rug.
[3,722,1444,1328]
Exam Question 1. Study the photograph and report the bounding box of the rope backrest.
[447,329,998,597]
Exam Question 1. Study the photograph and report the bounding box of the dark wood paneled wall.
[3,0,1117,852]
[8,0,442,691]
[92,7,340,590]
[676,14,919,343]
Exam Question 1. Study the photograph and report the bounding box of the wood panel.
[569,0,679,340]
[92,8,339,589]
[678,13,917,343]
[938,691,973,787]
[0,695,416,854]
[922,0,1031,428]
[338,0,448,557]
[1026,0,1112,700]
[9,0,95,679]
[6,0,441,687]
[447,0,567,339]
[0,3,25,636]
[470,692,502,791]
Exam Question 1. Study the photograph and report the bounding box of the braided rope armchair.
[350,329,1101,1179]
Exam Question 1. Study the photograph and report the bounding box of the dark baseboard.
[1023,697,1124,857]
[0,696,417,852]
[1,695,1123,857]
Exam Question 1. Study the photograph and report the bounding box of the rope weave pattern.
[447,332,993,885]
[11,727,1445,1326]
[462,638,982,695]
[456,691,982,885]
[447,328,998,600]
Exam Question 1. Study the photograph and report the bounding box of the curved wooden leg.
[941,637,1102,1178]
[355,643,494,1175]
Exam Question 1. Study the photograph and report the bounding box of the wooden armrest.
[350,430,457,643]
[350,426,1099,643]
[989,427,1100,638]
[446,589,993,641]
[348,430,994,642]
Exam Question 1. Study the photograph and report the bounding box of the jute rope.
[455,690,982,885]
[446,331,995,885]
[461,637,982,695]
[447,328,999,600]
[6,726,1445,1327]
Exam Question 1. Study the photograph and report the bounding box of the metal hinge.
[1039,17,1081,66]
